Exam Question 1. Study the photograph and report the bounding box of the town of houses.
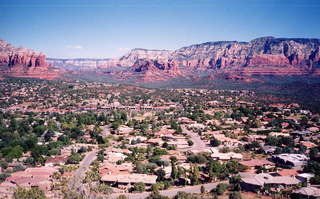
[0,79,320,199]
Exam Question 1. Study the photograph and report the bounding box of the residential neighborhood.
[0,79,320,199]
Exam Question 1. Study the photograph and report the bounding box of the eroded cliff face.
[11,36,319,83]
[48,36,320,81]
[0,40,58,80]
[125,37,320,81]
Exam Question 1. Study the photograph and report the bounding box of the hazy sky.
[1,0,320,58]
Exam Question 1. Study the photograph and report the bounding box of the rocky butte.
[0,40,59,80]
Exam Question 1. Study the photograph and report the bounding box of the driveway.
[182,127,209,152]
[68,150,97,194]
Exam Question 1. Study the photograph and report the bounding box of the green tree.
[155,168,166,181]
[171,158,178,180]
[0,173,10,182]
[13,187,46,199]
[190,164,200,185]
[213,183,228,195]
[3,145,23,161]
[33,125,46,136]
[132,182,145,192]
[210,138,221,147]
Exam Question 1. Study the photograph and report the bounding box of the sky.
[1,0,320,58]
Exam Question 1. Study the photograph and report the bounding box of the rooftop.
[101,173,157,184]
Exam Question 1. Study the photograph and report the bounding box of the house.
[105,151,127,163]
[240,173,271,192]
[292,186,320,199]
[154,129,175,137]
[146,138,164,146]
[260,145,277,154]
[272,154,309,168]
[101,173,157,188]
[178,117,195,124]
[212,134,241,147]
[128,136,147,144]
[187,123,205,129]
[4,166,58,193]
[167,136,189,149]
[275,168,299,177]
[296,173,315,184]
[240,159,275,169]
[117,125,134,135]
[240,173,300,192]
[210,148,243,161]
[300,141,317,149]
[99,162,134,175]
[45,155,68,166]
[269,132,290,137]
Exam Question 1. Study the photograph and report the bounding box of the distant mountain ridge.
[47,58,111,70]
[103,36,320,82]
[49,36,320,72]
[1,36,320,82]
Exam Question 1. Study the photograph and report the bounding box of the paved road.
[108,181,227,199]
[68,150,97,195]
[182,127,208,152]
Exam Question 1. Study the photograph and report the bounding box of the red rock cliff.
[0,40,58,79]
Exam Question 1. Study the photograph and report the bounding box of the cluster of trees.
[0,112,63,166]
[13,187,46,199]
[304,147,320,184]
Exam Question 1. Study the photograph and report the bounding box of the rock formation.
[46,36,320,83]
[0,40,58,80]
[118,37,320,82]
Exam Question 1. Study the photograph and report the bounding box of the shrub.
[117,195,128,199]
[13,187,46,199]
[212,183,228,195]
[91,183,113,194]
[210,138,221,147]
[0,173,10,182]
[132,182,145,192]
[229,191,242,199]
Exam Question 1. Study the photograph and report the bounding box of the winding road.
[68,150,97,195]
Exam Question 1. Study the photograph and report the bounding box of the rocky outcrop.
[0,40,48,68]
[118,48,171,67]
[0,40,58,79]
